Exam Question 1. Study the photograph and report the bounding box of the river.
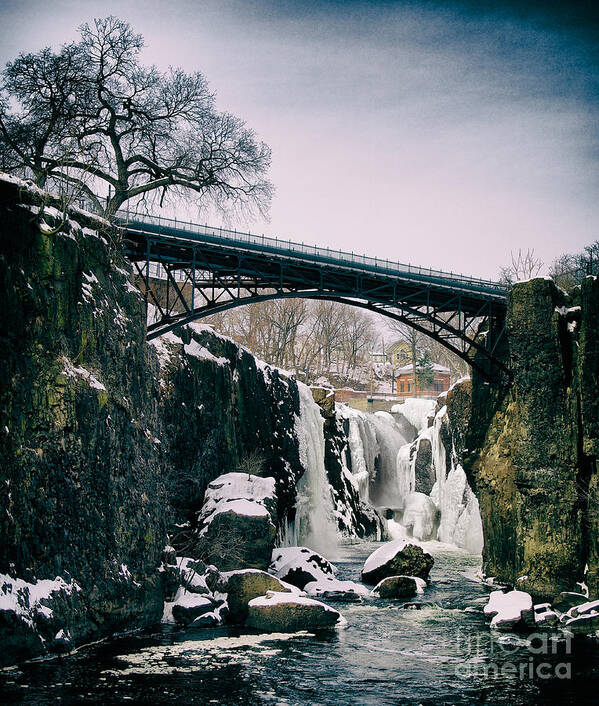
[1,541,597,705]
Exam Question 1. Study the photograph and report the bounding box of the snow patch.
[60,357,106,392]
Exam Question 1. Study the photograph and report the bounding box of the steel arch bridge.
[116,213,509,380]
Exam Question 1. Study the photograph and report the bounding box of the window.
[400,381,404,393]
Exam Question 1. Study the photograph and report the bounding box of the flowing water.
[2,542,598,705]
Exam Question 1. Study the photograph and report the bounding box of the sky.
[0,0,597,279]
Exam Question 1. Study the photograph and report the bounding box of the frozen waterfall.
[429,405,483,553]
[338,406,409,507]
[338,396,484,554]
[283,382,339,558]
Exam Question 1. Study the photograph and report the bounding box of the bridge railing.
[116,210,508,296]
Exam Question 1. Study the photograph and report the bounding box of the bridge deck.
[116,212,508,305]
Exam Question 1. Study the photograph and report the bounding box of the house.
[385,340,412,366]
[393,362,450,398]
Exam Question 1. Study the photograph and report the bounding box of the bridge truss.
[118,214,509,380]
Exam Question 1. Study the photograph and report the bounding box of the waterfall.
[338,406,409,508]
[284,382,339,558]
[427,405,483,553]
[338,396,483,553]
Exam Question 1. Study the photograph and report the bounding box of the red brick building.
[393,363,450,398]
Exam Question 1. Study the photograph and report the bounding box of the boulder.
[303,577,368,602]
[270,547,336,590]
[533,603,560,628]
[214,569,292,623]
[483,590,534,631]
[401,493,439,541]
[196,473,278,571]
[171,588,219,625]
[176,558,211,594]
[246,592,343,631]
[361,539,434,585]
[564,612,599,634]
[552,591,588,614]
[371,575,426,599]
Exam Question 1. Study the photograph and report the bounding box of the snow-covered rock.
[170,588,223,625]
[246,591,343,631]
[371,575,426,599]
[552,591,588,613]
[213,569,294,623]
[269,547,336,589]
[483,590,534,630]
[533,603,559,627]
[361,539,434,584]
[303,577,369,602]
[563,610,599,634]
[560,598,599,633]
[196,473,278,571]
[0,573,83,657]
[198,473,277,532]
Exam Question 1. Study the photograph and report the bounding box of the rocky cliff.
[0,176,167,664]
[462,277,599,599]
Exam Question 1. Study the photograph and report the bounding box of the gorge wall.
[461,276,599,599]
[2,173,599,666]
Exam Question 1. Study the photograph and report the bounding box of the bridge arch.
[143,288,506,379]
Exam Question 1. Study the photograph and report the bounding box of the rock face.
[246,592,342,631]
[151,325,305,542]
[361,539,434,585]
[0,176,390,664]
[316,400,388,540]
[464,277,599,598]
[413,437,435,494]
[0,176,167,665]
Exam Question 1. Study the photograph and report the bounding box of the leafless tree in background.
[549,241,599,292]
[499,248,544,285]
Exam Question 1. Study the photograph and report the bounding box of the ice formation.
[338,397,484,554]
[284,383,339,557]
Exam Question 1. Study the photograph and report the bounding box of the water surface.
[2,542,597,705]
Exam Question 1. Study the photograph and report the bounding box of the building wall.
[394,372,450,398]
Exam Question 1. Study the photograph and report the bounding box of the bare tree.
[499,248,544,285]
[549,241,599,292]
[0,16,272,218]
